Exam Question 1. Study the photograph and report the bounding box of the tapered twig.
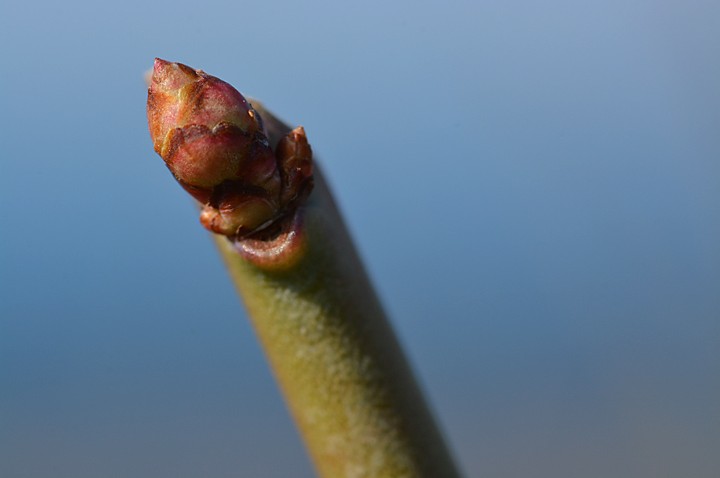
[146,60,461,477]
[216,104,460,478]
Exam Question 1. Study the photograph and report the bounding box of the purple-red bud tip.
[147,58,259,156]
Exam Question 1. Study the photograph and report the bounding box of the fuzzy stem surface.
[216,104,461,478]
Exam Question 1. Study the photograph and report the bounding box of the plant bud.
[147,59,313,239]
[276,126,313,206]
[200,193,277,237]
[147,59,258,154]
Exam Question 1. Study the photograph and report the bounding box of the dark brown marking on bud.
[178,180,212,204]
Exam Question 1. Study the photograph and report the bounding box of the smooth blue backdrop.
[2,1,719,476]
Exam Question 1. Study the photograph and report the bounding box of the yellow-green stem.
[214,104,461,478]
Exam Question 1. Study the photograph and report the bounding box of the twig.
[147,60,461,477]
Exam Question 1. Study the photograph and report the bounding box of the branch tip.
[146,59,314,266]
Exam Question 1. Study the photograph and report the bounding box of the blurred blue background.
[1,1,719,476]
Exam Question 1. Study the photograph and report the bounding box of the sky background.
[1,0,719,476]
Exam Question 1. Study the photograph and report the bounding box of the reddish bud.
[276,126,314,206]
[147,58,258,154]
[147,59,313,241]
[200,193,277,236]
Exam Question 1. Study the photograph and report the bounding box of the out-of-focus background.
[2,1,719,476]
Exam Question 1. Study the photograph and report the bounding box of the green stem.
[214,104,462,478]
